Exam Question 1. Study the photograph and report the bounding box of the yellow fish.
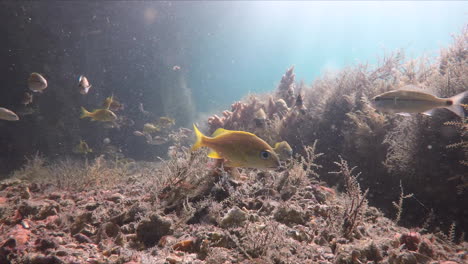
[372,87,468,118]
[192,124,280,168]
[143,123,161,134]
[158,116,175,128]
[273,141,293,161]
[73,140,92,154]
[80,107,117,122]
[102,95,124,111]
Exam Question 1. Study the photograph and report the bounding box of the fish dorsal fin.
[207,150,222,159]
[212,128,228,137]
[397,85,438,100]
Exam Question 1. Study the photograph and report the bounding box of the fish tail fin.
[191,124,206,151]
[446,91,468,118]
[80,107,91,119]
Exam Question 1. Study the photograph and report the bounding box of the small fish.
[157,116,175,128]
[102,95,124,111]
[116,116,134,127]
[294,94,307,114]
[21,92,33,106]
[148,136,168,145]
[254,108,267,127]
[273,141,293,161]
[133,130,145,137]
[0,107,19,121]
[372,87,468,118]
[143,123,161,134]
[73,140,92,154]
[80,107,117,122]
[78,75,92,95]
[192,124,280,168]
[139,103,150,116]
[28,73,48,93]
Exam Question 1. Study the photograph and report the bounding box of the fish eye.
[260,150,270,160]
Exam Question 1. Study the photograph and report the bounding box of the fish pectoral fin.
[396,112,411,117]
[207,150,223,159]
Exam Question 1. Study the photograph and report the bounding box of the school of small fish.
[1,71,466,172]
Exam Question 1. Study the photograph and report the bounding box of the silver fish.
[372,87,467,118]
[28,73,48,93]
[0,107,19,121]
[133,131,145,137]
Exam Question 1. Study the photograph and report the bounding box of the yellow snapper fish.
[273,141,293,161]
[102,95,124,111]
[73,140,93,154]
[80,107,117,122]
[158,116,175,128]
[372,87,468,118]
[192,124,280,168]
[0,107,19,121]
[78,75,92,95]
[28,72,48,93]
[143,123,161,134]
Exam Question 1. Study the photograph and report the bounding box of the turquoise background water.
[185,1,467,112]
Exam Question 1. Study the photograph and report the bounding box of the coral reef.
[205,26,468,236]
[1,147,466,263]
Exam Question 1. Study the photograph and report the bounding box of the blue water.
[185,1,467,113]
